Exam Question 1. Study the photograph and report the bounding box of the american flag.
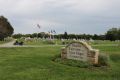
[50,30,56,33]
[37,24,41,29]
[53,30,56,33]
[51,30,53,33]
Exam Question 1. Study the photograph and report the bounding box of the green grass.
[22,39,120,47]
[0,41,5,44]
[0,40,12,44]
[23,40,56,45]
[0,40,120,80]
[20,39,74,45]
[54,58,92,68]
[90,40,119,45]
[0,38,13,44]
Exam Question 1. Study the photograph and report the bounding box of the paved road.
[0,40,16,47]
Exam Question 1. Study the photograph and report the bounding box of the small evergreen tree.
[63,32,68,39]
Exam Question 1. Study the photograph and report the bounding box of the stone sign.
[61,41,99,64]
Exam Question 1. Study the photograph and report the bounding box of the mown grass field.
[0,39,13,44]
[0,41,9,44]
[0,41,120,80]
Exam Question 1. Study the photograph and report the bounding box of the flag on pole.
[37,24,41,29]
[51,30,53,33]
[53,30,56,33]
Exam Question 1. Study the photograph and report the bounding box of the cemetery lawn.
[0,40,13,44]
[0,41,5,44]
[0,41,9,44]
[0,44,120,80]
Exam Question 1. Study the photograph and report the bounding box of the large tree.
[0,16,14,40]
[105,28,119,41]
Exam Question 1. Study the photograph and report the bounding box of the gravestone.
[61,41,99,64]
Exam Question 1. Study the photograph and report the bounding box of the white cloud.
[0,0,120,34]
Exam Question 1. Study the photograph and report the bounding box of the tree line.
[12,28,120,41]
[0,16,119,41]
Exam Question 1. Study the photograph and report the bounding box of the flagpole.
[37,24,41,38]
[49,30,51,40]
[53,30,54,40]
[54,30,57,45]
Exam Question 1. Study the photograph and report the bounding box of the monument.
[61,41,99,64]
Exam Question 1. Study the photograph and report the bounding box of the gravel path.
[0,40,16,47]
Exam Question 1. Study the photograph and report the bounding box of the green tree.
[31,33,38,38]
[12,34,23,39]
[105,28,118,41]
[0,16,14,40]
[118,28,120,40]
[92,34,99,40]
[63,32,68,39]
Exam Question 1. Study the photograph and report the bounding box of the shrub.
[62,42,65,45]
[53,54,92,68]
[98,53,110,66]
[55,58,91,68]
[62,41,70,45]
[53,53,110,68]
[52,54,61,61]
[65,59,91,68]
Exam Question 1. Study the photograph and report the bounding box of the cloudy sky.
[0,0,120,34]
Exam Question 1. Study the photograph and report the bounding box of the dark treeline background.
[13,28,120,41]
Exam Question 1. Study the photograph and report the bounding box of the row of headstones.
[21,37,95,41]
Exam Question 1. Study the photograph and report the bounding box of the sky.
[0,0,120,34]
